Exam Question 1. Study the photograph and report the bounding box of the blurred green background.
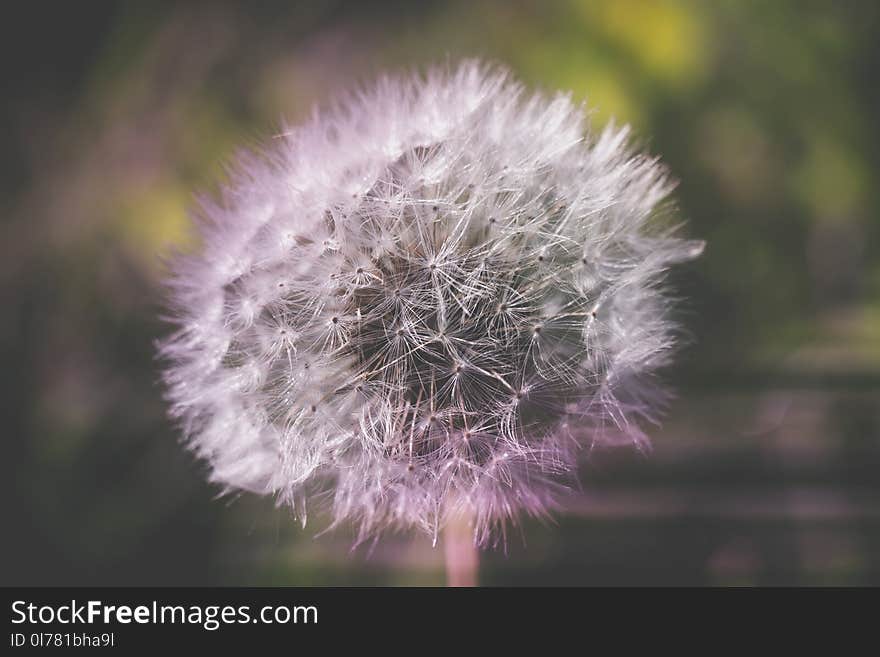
[2,0,878,585]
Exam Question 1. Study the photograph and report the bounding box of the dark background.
[2,0,879,585]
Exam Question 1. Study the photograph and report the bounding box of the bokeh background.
[3,0,879,585]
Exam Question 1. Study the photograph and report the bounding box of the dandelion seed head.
[159,61,703,546]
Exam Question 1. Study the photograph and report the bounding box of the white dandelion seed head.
[159,60,703,547]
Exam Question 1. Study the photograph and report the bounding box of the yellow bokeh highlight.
[519,40,640,126]
[114,181,193,273]
[574,0,708,85]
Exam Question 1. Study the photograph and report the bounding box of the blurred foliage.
[2,0,878,585]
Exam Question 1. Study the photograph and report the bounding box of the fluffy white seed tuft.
[159,61,703,546]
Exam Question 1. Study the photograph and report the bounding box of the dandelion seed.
[158,60,703,547]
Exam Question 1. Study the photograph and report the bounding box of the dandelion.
[158,61,703,556]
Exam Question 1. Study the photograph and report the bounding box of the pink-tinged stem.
[444,512,478,587]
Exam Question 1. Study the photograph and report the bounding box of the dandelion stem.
[443,510,478,587]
